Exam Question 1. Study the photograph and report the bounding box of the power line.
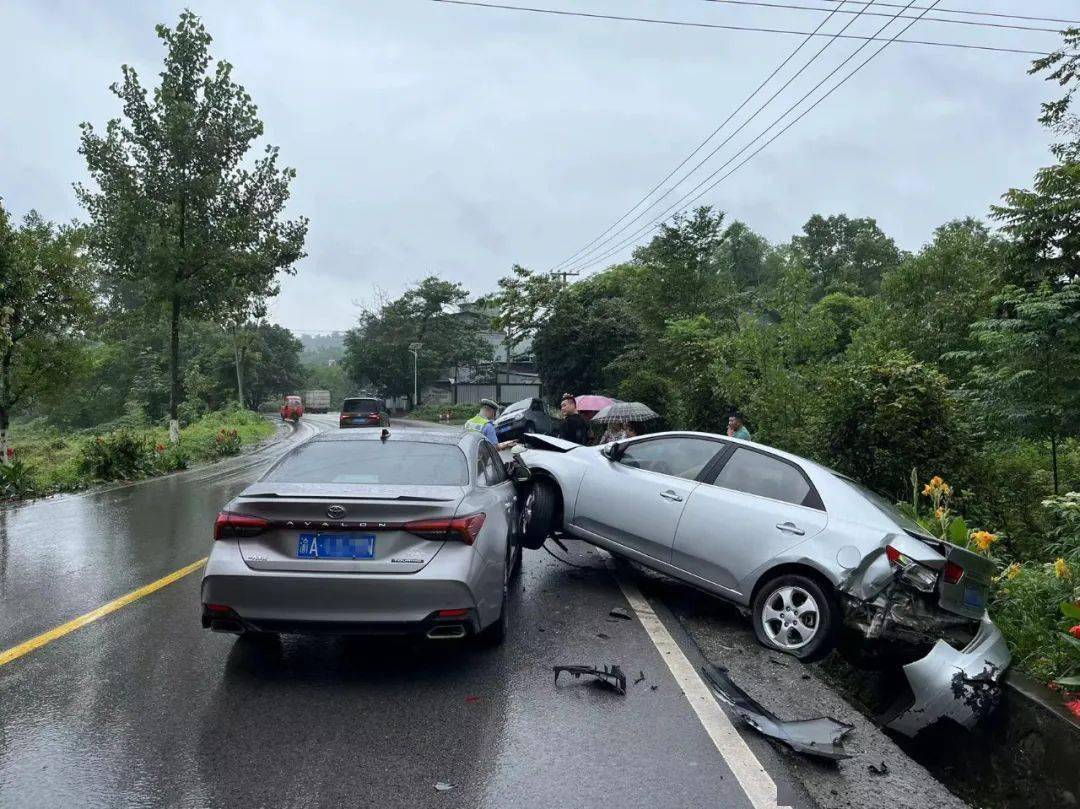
[568,0,942,273]
[814,0,1080,26]
[553,0,880,272]
[548,0,854,273]
[697,0,1060,33]
[429,0,1056,56]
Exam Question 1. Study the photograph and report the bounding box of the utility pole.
[408,342,422,409]
[550,269,580,286]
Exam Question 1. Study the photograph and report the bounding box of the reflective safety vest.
[465,414,490,433]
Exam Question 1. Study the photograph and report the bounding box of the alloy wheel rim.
[520,490,535,534]
[761,585,819,650]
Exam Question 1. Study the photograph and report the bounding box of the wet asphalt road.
[0,415,814,809]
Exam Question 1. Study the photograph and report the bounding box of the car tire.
[751,574,837,662]
[519,478,556,550]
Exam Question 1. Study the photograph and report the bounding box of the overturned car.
[514,431,1011,734]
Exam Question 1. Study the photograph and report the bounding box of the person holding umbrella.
[592,401,659,441]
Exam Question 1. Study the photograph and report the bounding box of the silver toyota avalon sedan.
[200,429,521,644]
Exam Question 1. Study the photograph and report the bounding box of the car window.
[342,399,379,414]
[476,443,504,485]
[503,399,529,414]
[481,444,506,485]
[618,437,722,481]
[265,441,468,485]
[710,448,811,506]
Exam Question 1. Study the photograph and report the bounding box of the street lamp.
[408,342,423,409]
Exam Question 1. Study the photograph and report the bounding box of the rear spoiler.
[520,433,580,453]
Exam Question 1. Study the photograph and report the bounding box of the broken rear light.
[943,560,965,585]
[886,544,938,593]
[405,513,486,545]
[214,512,269,540]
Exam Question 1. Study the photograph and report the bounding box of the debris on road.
[465,695,480,704]
[554,664,627,696]
[701,663,854,761]
[608,607,632,621]
[597,632,610,639]
[634,670,646,685]
[434,782,455,792]
[868,762,890,776]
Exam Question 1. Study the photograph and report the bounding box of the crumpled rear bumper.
[886,613,1011,736]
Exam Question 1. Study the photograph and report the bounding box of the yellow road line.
[0,557,208,668]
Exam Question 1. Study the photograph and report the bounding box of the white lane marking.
[604,554,789,809]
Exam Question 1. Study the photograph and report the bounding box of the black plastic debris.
[554,664,627,695]
[634,670,646,685]
[868,762,889,776]
[701,663,854,761]
[597,633,610,640]
[609,607,632,621]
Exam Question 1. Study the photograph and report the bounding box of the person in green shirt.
[727,412,752,441]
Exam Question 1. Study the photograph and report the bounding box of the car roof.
[307,428,476,449]
[342,396,380,402]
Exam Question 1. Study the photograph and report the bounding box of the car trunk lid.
[230,483,466,574]
[905,530,995,620]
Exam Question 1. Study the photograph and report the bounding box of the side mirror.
[602,442,625,461]
[509,462,533,484]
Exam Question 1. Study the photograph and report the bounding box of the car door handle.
[775,522,805,536]
[660,490,684,502]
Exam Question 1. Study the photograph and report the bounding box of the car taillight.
[404,513,486,545]
[214,512,269,540]
[943,560,965,585]
[885,545,910,566]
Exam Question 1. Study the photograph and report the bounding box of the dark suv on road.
[339,396,389,429]
[494,397,556,440]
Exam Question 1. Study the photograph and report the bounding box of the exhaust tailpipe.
[426,624,467,640]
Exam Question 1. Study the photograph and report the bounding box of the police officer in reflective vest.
[465,398,500,445]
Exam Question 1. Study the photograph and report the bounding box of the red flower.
[1070,625,1080,640]
[155,443,166,453]
[1066,700,1080,720]
[5,447,13,458]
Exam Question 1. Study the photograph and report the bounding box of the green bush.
[991,559,1080,685]
[0,457,37,499]
[205,428,241,459]
[822,352,969,501]
[78,430,155,481]
[1045,492,1080,563]
[153,442,189,472]
[618,370,672,428]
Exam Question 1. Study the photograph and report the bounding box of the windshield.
[342,399,379,414]
[502,399,530,414]
[839,477,929,536]
[265,441,469,485]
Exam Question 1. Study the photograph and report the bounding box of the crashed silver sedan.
[515,431,1011,734]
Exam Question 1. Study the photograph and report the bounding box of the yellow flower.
[1005,562,1022,580]
[970,530,998,552]
[935,507,945,520]
[1054,558,1072,580]
[922,483,933,496]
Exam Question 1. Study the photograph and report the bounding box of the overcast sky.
[1,0,1074,333]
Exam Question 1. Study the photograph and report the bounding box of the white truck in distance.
[304,389,331,413]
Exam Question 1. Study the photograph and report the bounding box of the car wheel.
[510,538,523,579]
[751,574,836,661]
[519,478,556,550]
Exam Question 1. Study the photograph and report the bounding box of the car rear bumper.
[885,613,1012,735]
[200,538,498,634]
[201,603,480,638]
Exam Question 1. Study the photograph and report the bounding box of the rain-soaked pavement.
[0,415,819,809]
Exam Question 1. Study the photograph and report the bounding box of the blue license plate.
[963,585,985,609]
[297,533,375,559]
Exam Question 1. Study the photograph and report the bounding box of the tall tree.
[77,10,307,441]
[0,205,94,460]
[993,29,1080,288]
[488,264,564,367]
[342,277,492,406]
[791,213,903,298]
[959,283,1080,493]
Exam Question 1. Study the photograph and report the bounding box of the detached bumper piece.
[553,664,627,696]
[886,613,1011,736]
[701,663,854,761]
